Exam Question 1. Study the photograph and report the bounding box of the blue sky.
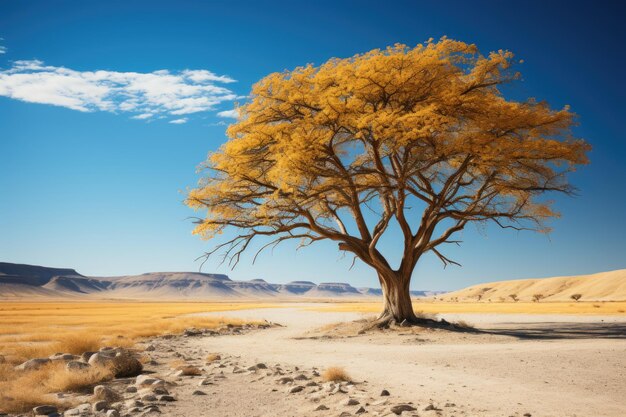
[1,1,624,290]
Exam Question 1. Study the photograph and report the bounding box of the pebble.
[32,405,58,415]
[192,390,207,395]
[289,385,304,393]
[380,389,390,396]
[390,404,417,415]
[315,404,329,411]
[92,401,108,412]
[157,395,176,402]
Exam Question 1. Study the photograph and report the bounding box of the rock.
[77,403,91,412]
[343,398,360,406]
[141,394,157,402]
[380,389,390,396]
[93,385,122,402]
[424,404,441,411]
[192,390,207,395]
[15,358,51,371]
[64,408,80,416]
[88,352,115,368]
[331,385,348,395]
[306,381,318,387]
[175,366,201,376]
[231,366,245,374]
[157,395,176,402]
[33,405,58,415]
[277,376,294,384]
[126,386,138,393]
[294,373,309,381]
[49,353,78,361]
[136,375,158,386]
[92,401,108,412]
[126,400,144,408]
[152,387,169,395]
[314,405,329,411]
[106,410,120,417]
[339,413,352,417]
[255,362,268,369]
[356,406,366,414]
[444,403,456,407]
[198,378,213,386]
[145,345,156,351]
[391,404,417,415]
[142,405,160,412]
[112,351,143,377]
[289,385,304,393]
[80,351,96,362]
[183,328,202,337]
[66,360,91,372]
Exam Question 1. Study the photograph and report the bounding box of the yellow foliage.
[186,38,590,298]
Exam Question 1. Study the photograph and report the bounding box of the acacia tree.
[187,39,590,325]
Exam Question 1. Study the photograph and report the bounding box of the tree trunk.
[378,273,417,324]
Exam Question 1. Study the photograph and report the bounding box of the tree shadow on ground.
[479,322,626,340]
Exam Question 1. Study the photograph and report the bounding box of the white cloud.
[131,113,154,120]
[0,60,238,121]
[0,38,5,54]
[217,109,238,118]
[169,118,188,124]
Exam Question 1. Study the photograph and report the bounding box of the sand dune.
[443,268,626,302]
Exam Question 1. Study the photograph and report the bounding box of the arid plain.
[1,294,625,416]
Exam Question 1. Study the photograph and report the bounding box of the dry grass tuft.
[45,362,112,392]
[205,353,221,362]
[322,366,351,382]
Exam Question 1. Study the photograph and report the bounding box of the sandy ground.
[168,306,626,417]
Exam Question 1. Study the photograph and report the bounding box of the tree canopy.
[187,38,590,323]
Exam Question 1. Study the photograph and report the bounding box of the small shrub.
[322,366,351,382]
[508,294,519,302]
[532,294,544,302]
[570,294,582,302]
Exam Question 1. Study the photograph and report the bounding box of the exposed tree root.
[361,313,478,333]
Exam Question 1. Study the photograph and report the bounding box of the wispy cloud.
[0,60,238,122]
[217,109,238,118]
[0,38,6,54]
[169,118,188,124]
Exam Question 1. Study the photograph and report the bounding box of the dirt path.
[184,307,626,417]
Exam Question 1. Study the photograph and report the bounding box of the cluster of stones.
[15,346,142,378]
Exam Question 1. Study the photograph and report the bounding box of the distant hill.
[442,269,626,302]
[0,262,445,300]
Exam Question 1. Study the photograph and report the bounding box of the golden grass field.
[309,300,626,315]
[0,301,274,413]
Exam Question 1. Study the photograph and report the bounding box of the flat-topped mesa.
[0,261,447,300]
[0,262,84,286]
[274,281,317,295]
